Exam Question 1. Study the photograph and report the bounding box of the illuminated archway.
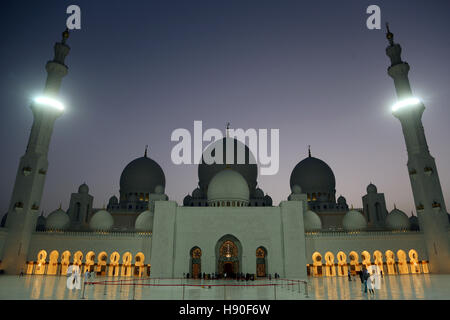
[121,252,132,277]
[47,250,59,275]
[35,250,47,275]
[408,249,420,274]
[373,250,384,275]
[85,251,96,272]
[60,251,71,275]
[324,252,336,277]
[108,252,120,277]
[256,247,268,277]
[312,252,323,277]
[348,251,359,275]
[73,251,83,272]
[134,252,145,277]
[215,234,242,277]
[361,251,371,269]
[385,250,396,275]
[97,251,108,276]
[336,251,348,276]
[397,250,409,274]
[190,247,202,279]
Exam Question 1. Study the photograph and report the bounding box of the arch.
[215,234,242,278]
[408,249,420,274]
[47,250,59,275]
[134,252,145,277]
[312,252,323,277]
[373,250,384,275]
[397,250,409,274]
[121,252,132,277]
[256,246,268,277]
[385,250,396,275]
[190,246,202,279]
[361,251,371,268]
[324,252,336,277]
[73,251,83,272]
[35,250,47,275]
[60,250,71,275]
[336,251,348,276]
[348,251,359,275]
[85,251,96,272]
[97,251,108,276]
[108,252,120,277]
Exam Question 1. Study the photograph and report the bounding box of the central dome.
[290,156,336,194]
[120,155,166,196]
[198,137,257,194]
[207,169,250,206]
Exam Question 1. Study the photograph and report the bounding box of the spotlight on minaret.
[385,24,450,273]
[33,96,65,111]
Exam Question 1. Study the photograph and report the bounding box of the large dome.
[386,208,410,231]
[120,155,166,196]
[207,169,250,205]
[46,208,70,231]
[343,210,367,231]
[198,137,257,194]
[89,210,114,231]
[290,156,336,195]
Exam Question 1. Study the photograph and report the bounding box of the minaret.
[385,24,450,273]
[2,29,71,274]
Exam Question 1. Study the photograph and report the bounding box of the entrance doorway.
[216,235,242,278]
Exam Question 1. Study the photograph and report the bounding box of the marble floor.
[0,274,448,300]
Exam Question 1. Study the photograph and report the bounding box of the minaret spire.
[144,145,148,158]
[386,25,450,272]
[226,122,230,138]
[2,27,71,274]
[308,145,311,158]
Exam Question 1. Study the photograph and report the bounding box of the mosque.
[0,25,449,281]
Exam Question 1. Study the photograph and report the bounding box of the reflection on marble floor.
[1,274,448,300]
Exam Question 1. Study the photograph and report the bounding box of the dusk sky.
[1,0,450,217]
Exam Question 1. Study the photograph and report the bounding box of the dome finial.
[386,22,394,46]
[394,203,397,209]
[226,122,231,138]
[59,203,62,209]
[144,145,148,158]
[308,145,311,158]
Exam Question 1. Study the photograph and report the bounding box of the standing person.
[380,270,383,278]
[362,268,369,294]
[367,271,375,295]
[347,270,352,281]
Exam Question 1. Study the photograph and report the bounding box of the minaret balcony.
[38,169,47,175]
[424,167,433,176]
[22,167,32,176]
[409,169,417,179]
[416,204,424,213]
[31,204,40,212]
[14,202,24,211]
[432,202,441,211]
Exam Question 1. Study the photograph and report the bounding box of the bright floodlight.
[34,96,64,111]
[392,97,421,112]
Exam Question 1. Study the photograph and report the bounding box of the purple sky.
[1,0,450,217]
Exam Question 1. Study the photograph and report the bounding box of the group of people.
[356,267,380,295]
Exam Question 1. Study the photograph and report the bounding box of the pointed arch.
[121,252,132,277]
[408,249,420,274]
[108,252,120,277]
[97,251,108,276]
[190,246,202,279]
[134,252,145,277]
[85,251,96,272]
[312,252,323,277]
[336,251,348,276]
[385,250,396,274]
[324,252,336,277]
[397,249,409,274]
[47,250,59,275]
[256,246,268,277]
[361,251,371,268]
[348,251,359,274]
[35,250,47,275]
[60,250,71,275]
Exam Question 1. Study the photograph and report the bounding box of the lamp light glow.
[392,97,421,112]
[34,96,64,111]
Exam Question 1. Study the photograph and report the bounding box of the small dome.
[263,195,273,206]
[304,210,322,232]
[290,156,336,194]
[154,185,164,195]
[337,196,347,204]
[367,183,377,194]
[135,210,154,232]
[254,188,264,198]
[108,195,118,205]
[36,214,46,231]
[120,156,166,195]
[207,169,250,204]
[46,208,70,231]
[292,185,302,194]
[78,183,89,194]
[89,210,113,231]
[343,210,367,231]
[192,188,203,199]
[409,215,419,231]
[386,208,410,230]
